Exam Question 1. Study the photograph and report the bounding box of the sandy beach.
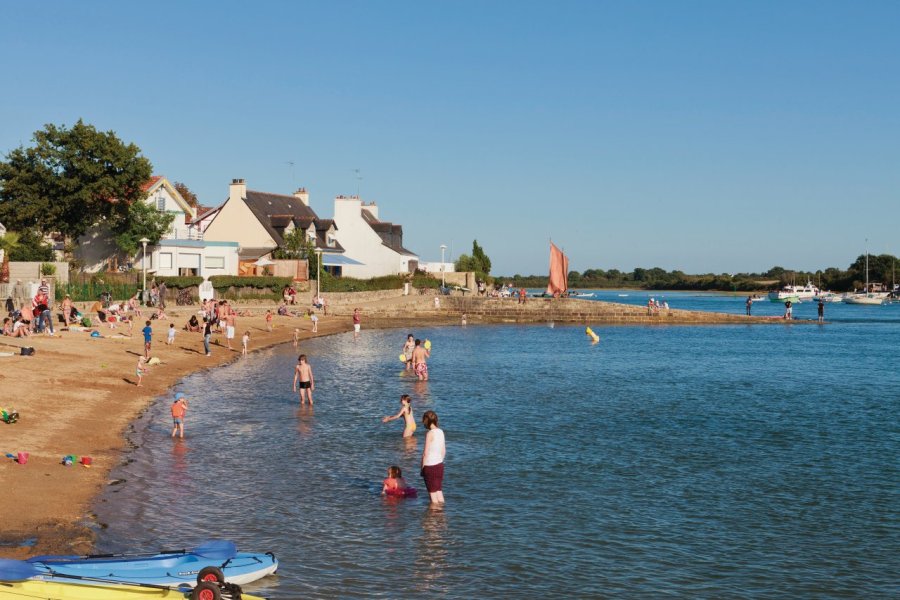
[0,306,357,558]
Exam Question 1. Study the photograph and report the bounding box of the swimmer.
[382,394,416,437]
[292,354,315,405]
[412,338,430,381]
[402,334,415,371]
[381,465,409,495]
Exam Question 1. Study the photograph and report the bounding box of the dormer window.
[327,235,336,247]
[156,194,165,211]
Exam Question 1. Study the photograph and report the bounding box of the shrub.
[155,276,204,289]
[209,276,294,290]
[40,262,57,276]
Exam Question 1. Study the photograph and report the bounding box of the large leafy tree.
[0,231,20,283]
[8,228,54,261]
[0,120,153,239]
[113,201,175,257]
[455,239,492,276]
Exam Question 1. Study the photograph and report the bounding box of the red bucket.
[16,452,28,465]
[80,456,93,466]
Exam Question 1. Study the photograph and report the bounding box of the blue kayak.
[28,540,278,588]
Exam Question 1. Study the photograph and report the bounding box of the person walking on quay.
[817,299,825,323]
[746,296,753,316]
[420,410,446,504]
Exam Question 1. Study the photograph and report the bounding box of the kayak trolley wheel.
[192,581,222,600]
[197,565,226,584]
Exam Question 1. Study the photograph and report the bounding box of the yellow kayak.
[0,579,265,600]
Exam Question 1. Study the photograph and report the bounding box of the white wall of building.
[203,179,276,250]
[420,262,455,274]
[331,197,416,278]
[139,240,239,278]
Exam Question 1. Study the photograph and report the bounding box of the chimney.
[229,178,246,202]
[293,187,309,207]
[361,201,378,219]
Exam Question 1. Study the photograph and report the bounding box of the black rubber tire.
[192,581,222,600]
[196,566,226,585]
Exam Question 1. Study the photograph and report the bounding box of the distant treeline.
[501,254,899,292]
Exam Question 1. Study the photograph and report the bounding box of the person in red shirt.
[171,393,188,438]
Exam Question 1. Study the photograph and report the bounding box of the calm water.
[94,293,900,599]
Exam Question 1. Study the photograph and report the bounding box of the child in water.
[382,394,416,437]
[381,465,409,495]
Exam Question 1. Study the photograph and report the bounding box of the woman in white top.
[420,410,446,504]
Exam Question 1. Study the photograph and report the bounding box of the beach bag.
[81,316,92,327]
[20,347,35,356]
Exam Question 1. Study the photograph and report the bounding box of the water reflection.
[295,406,314,438]
[167,438,190,490]
[414,505,449,593]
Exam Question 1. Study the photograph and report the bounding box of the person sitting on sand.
[185,314,201,332]
[11,317,31,337]
[155,307,167,320]
[382,394,416,437]
[382,465,409,495]
[2,317,12,336]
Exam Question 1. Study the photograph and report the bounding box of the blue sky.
[2,1,898,275]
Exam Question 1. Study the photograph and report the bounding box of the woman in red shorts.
[420,410,446,504]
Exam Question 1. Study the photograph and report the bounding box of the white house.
[77,176,239,277]
[331,196,418,278]
[202,179,354,275]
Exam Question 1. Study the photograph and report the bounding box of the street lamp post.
[316,249,322,299]
[140,237,150,304]
[440,244,447,288]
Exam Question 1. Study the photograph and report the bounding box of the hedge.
[155,276,204,289]
[209,276,293,290]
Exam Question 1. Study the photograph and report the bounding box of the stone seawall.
[329,294,782,325]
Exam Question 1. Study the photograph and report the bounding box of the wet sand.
[0,308,355,558]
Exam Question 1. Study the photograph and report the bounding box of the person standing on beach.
[420,410,445,504]
[402,334,415,371]
[171,392,188,438]
[142,320,153,358]
[746,296,753,316]
[203,317,213,356]
[412,338,430,381]
[818,300,825,323]
[225,304,236,350]
[265,310,273,332]
[353,308,361,337]
[293,354,315,405]
[242,330,250,356]
[136,356,149,387]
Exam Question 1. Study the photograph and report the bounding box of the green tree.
[471,239,492,274]
[8,228,54,261]
[272,229,319,277]
[0,120,153,239]
[0,231,20,283]
[112,201,175,257]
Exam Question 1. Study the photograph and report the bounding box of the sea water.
[93,293,900,598]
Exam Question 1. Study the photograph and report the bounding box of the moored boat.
[844,293,887,305]
[768,280,820,302]
[27,541,277,588]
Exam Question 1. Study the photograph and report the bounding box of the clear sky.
[2,1,898,275]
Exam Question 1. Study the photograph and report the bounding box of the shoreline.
[0,294,786,558]
[0,307,370,558]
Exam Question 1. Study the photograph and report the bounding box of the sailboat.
[545,242,569,297]
[845,243,887,305]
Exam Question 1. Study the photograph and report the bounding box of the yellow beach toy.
[399,353,407,362]
[424,339,432,351]
[585,327,600,343]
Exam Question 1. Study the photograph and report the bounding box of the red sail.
[545,242,569,296]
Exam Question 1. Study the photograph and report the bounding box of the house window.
[206,256,225,269]
[159,253,173,269]
[327,235,336,247]
[156,194,165,211]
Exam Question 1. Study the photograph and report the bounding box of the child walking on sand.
[310,312,318,333]
[136,356,149,387]
[171,392,188,438]
[142,320,153,359]
[266,310,273,332]
[382,394,416,437]
[167,323,176,345]
[242,331,250,356]
[292,354,315,405]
